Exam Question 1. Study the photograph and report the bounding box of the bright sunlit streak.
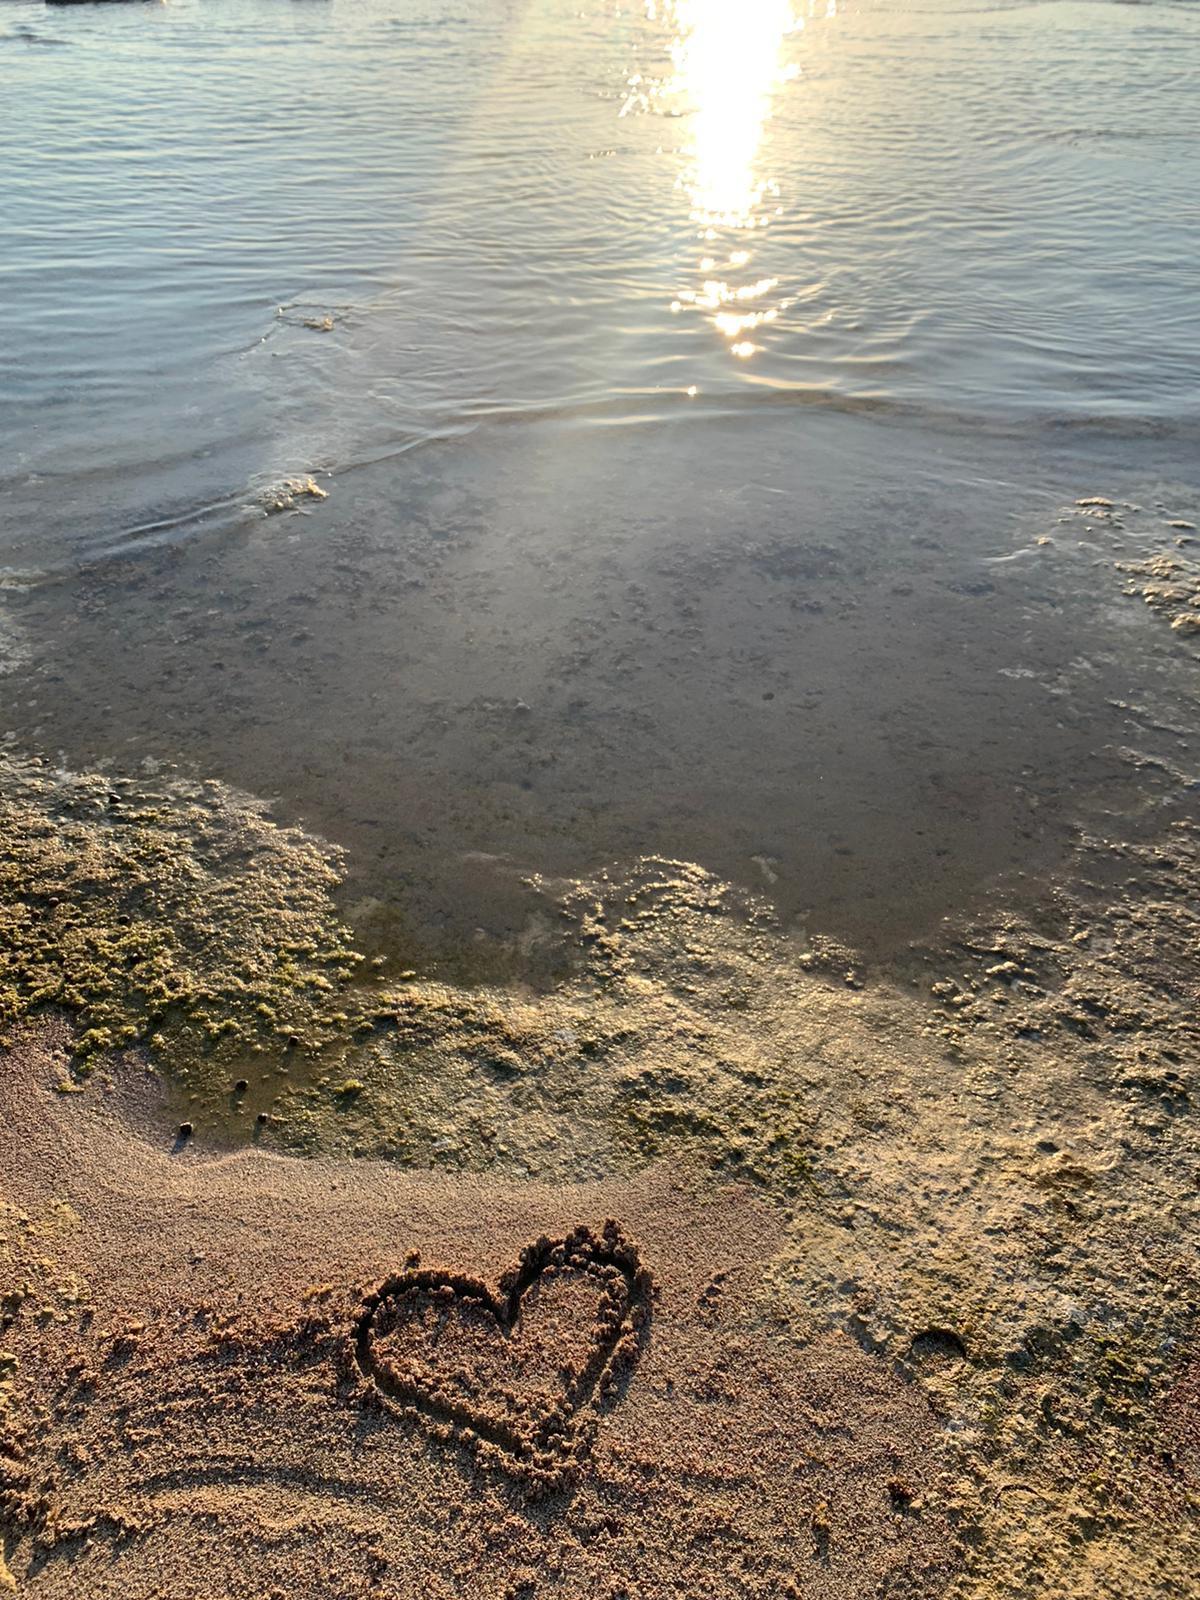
[623,0,828,366]
[669,0,799,230]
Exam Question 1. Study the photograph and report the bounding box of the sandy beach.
[2,505,1198,1593]
[1,1021,956,1600]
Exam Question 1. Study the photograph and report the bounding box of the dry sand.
[0,1021,955,1600]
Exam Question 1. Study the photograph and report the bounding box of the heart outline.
[354,1222,652,1487]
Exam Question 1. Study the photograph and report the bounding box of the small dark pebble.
[178,1122,193,1140]
[256,1111,270,1125]
[234,1079,249,1093]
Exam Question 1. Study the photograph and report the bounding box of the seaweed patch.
[0,750,363,1076]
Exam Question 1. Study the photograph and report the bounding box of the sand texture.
[0,1023,955,1600]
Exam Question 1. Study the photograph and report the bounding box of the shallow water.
[1,0,1198,965]
[2,0,1197,568]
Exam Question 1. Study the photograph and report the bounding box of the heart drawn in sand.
[354,1223,652,1487]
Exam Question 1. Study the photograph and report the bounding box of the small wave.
[0,28,69,48]
[7,491,250,588]
[904,0,1197,12]
[335,382,1200,469]
[9,371,1198,589]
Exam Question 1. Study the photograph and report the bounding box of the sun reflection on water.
[670,0,799,359]
[670,0,799,230]
[627,0,836,369]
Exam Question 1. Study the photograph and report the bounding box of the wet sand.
[4,420,1197,980]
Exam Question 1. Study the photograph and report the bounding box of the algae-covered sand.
[1,500,1198,1597]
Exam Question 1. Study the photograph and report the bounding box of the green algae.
[0,752,824,1196]
[0,752,366,1080]
[239,855,838,1193]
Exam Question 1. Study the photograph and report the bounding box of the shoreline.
[0,505,1197,1597]
[1,691,1198,1592]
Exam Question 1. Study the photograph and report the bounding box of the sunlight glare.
[624,0,822,367]
[670,0,798,231]
[666,0,800,361]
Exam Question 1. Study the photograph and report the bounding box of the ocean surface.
[1,0,1199,963]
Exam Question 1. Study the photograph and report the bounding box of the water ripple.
[0,0,1197,567]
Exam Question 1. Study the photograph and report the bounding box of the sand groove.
[355,1224,651,1490]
